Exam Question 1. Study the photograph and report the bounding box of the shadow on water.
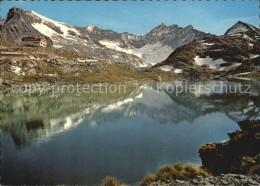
[1,79,260,185]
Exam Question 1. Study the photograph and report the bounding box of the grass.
[182,164,210,179]
[139,164,211,186]
[139,174,157,186]
[242,156,255,164]
[99,176,124,186]
[97,164,211,186]
[199,143,217,152]
[247,165,260,176]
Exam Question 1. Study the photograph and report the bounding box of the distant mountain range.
[0,7,211,67]
[0,7,259,74]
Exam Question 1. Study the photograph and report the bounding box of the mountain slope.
[153,22,260,78]
[0,39,175,87]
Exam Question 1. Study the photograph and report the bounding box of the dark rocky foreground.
[199,120,260,175]
[149,174,260,185]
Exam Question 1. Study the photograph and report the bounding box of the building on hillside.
[22,37,48,47]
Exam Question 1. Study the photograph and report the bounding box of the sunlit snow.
[29,11,80,38]
[194,56,227,69]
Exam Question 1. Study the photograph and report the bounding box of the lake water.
[1,80,260,185]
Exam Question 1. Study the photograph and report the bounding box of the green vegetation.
[102,164,211,186]
[139,164,211,186]
[99,176,125,186]
[139,174,157,186]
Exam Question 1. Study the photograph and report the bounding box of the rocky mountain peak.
[157,23,167,27]
[86,25,97,32]
[5,7,24,24]
[225,21,259,35]
[184,25,194,30]
[151,23,168,31]
[237,21,246,25]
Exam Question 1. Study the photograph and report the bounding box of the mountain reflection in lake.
[1,80,260,185]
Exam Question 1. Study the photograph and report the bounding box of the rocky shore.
[137,120,260,186]
[149,174,260,186]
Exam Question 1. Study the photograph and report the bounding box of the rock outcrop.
[145,120,260,186]
[199,120,260,175]
[0,7,53,46]
[5,7,24,23]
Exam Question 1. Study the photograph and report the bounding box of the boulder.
[28,69,36,76]
[238,120,260,131]
[199,120,260,175]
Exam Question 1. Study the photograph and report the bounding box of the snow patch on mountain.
[194,56,227,69]
[203,43,214,46]
[29,11,80,38]
[135,42,173,63]
[86,25,96,32]
[250,54,259,59]
[173,69,183,74]
[160,65,173,72]
[11,66,22,75]
[194,56,244,72]
[99,40,173,64]
[32,22,57,37]
[98,40,171,65]
[159,65,183,73]
[99,40,142,58]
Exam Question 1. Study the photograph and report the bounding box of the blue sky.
[0,1,258,35]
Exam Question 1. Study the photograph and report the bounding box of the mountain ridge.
[87,21,212,64]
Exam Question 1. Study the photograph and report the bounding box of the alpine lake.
[1,79,260,185]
